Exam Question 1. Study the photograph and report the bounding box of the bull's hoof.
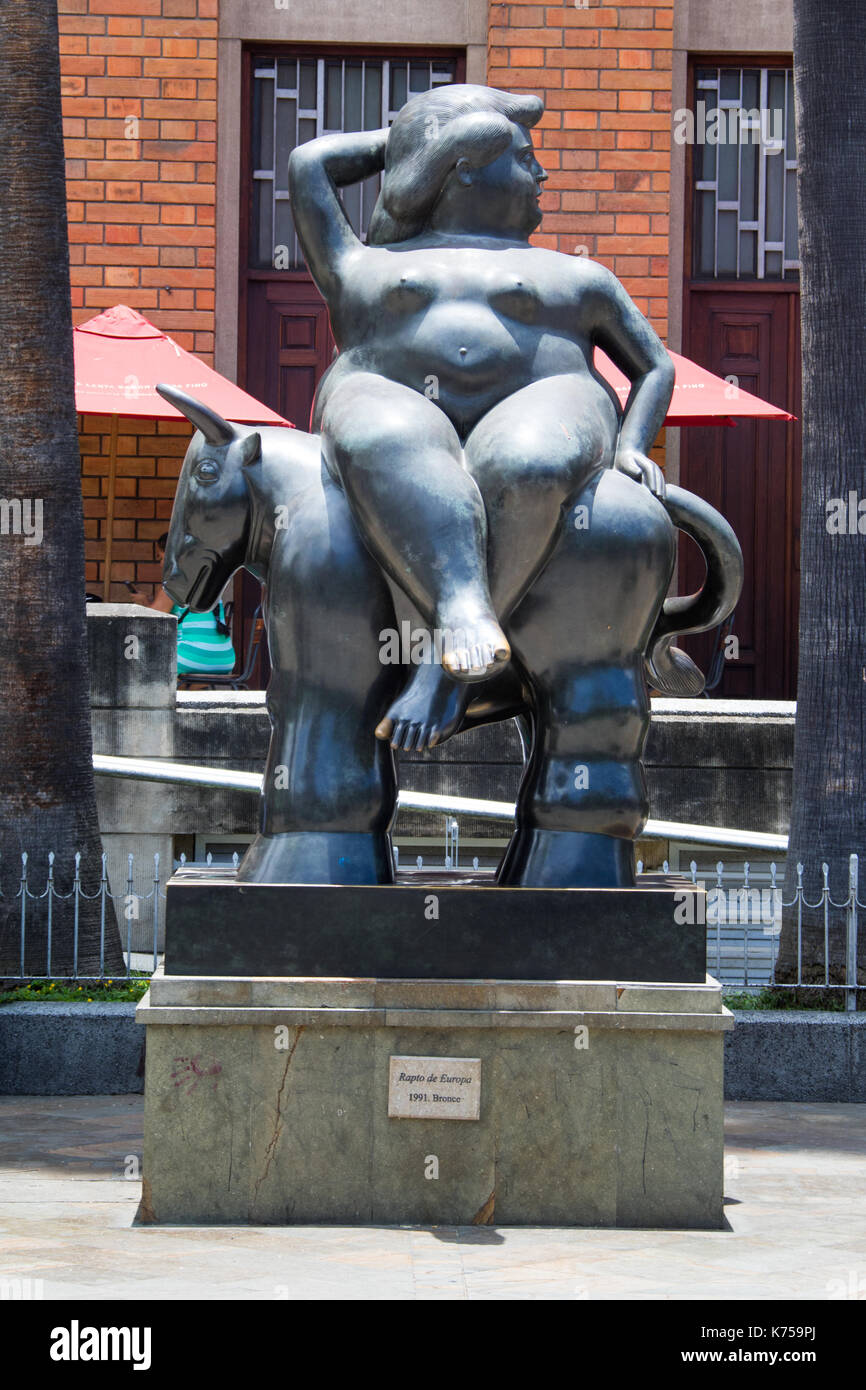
[237,831,395,885]
[498,828,636,888]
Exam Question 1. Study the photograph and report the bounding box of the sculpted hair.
[367,84,544,246]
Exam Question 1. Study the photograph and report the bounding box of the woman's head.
[367,85,545,245]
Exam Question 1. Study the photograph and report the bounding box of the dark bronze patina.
[159,85,742,889]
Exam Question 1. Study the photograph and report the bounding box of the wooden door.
[680,60,802,699]
[680,285,801,698]
[245,275,335,432]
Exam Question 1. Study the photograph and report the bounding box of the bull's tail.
[645,484,743,697]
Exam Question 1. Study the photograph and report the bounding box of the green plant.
[0,976,150,1004]
[723,985,846,1011]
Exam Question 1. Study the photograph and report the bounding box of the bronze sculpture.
[159,85,742,889]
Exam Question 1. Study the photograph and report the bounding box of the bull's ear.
[239,431,261,466]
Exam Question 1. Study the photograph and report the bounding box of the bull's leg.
[237,474,402,886]
[239,676,399,885]
[498,469,676,888]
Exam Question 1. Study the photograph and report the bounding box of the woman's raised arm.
[288,129,389,303]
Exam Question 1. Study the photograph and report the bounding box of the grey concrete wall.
[0,1004,144,1096]
[724,1013,866,1102]
[89,605,178,951]
[645,698,793,837]
[675,0,793,56]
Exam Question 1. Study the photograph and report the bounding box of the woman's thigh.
[318,371,462,474]
[463,373,618,500]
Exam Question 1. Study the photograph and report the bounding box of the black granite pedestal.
[163,867,706,982]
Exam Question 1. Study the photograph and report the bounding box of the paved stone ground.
[0,1097,864,1300]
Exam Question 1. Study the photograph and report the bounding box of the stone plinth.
[137,970,731,1228]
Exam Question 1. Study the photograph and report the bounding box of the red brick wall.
[79,417,188,594]
[488,3,673,340]
[59,0,217,596]
[60,0,217,353]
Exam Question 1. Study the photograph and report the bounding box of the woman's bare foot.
[375,662,472,751]
[439,609,510,683]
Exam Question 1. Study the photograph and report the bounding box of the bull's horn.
[156,384,235,446]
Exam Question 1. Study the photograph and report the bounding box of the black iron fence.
[1,845,861,1009]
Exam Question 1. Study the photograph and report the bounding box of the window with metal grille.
[250,54,459,271]
[692,66,799,280]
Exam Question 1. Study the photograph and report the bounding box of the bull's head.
[156,385,261,611]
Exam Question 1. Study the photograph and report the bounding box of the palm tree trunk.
[0,1,123,976]
[777,1,866,992]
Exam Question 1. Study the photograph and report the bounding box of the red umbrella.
[595,347,794,427]
[74,304,293,425]
[74,305,293,597]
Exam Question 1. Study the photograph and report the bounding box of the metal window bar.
[252,54,457,270]
[693,65,799,280]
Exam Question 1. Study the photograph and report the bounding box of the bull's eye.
[195,459,220,484]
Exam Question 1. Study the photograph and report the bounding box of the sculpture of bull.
[157,384,741,888]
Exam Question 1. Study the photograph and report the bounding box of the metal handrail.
[92,753,788,851]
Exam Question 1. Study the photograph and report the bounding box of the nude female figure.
[288,85,674,752]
